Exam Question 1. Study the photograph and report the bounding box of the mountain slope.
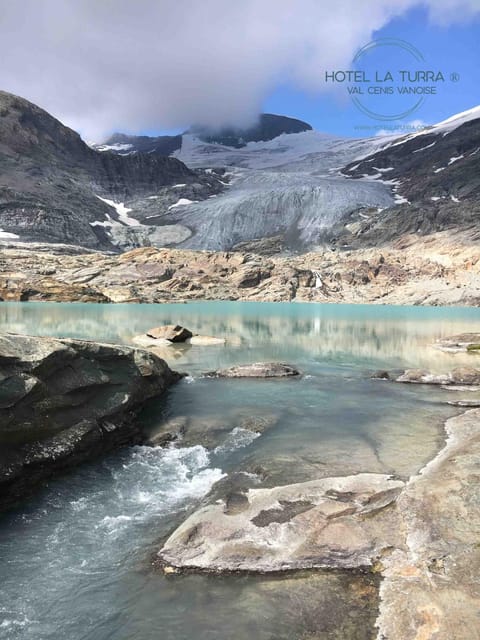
[0,91,222,248]
[336,106,480,247]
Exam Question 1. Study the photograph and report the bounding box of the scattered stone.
[434,333,480,352]
[162,566,179,575]
[371,370,390,380]
[205,362,300,378]
[146,325,193,342]
[396,367,480,385]
[2,233,480,307]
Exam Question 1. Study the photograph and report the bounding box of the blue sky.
[2,1,478,140]
[264,6,480,137]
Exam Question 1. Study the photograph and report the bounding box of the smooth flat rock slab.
[377,409,480,640]
[157,473,404,572]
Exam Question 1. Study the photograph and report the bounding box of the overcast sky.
[0,0,479,140]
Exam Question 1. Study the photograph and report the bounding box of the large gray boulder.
[146,324,193,342]
[0,333,181,512]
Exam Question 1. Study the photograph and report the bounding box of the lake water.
[1,301,480,639]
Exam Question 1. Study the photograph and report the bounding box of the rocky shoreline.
[153,405,479,640]
[1,227,480,306]
[1,323,479,638]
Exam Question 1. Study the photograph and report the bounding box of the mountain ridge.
[0,90,223,249]
[95,113,313,156]
[1,90,479,254]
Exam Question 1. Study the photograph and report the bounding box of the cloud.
[0,0,478,140]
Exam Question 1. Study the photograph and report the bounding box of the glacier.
[156,131,397,251]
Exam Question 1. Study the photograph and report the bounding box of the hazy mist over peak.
[0,0,479,140]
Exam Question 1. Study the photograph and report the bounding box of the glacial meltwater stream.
[1,301,480,639]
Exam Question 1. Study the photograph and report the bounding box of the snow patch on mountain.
[96,196,140,226]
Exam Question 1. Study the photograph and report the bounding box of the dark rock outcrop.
[97,132,183,156]
[0,90,223,248]
[100,114,313,155]
[0,333,181,512]
[339,116,480,247]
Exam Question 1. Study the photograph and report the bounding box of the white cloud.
[0,0,478,140]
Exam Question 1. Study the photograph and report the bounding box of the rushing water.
[1,301,480,640]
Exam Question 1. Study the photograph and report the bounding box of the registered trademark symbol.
[450,72,460,82]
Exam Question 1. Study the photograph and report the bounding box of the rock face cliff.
[0,334,181,512]
[0,90,223,249]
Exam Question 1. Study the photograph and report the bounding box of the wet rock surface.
[0,333,181,511]
[146,412,278,450]
[206,362,300,378]
[377,409,480,640]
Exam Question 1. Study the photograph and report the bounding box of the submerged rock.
[206,362,300,378]
[146,411,278,450]
[146,324,193,342]
[371,370,390,380]
[0,333,181,512]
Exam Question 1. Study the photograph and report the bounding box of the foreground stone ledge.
[376,408,480,640]
[157,473,405,572]
[205,362,300,378]
[157,409,480,640]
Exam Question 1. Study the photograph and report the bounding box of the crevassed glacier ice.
[163,132,395,250]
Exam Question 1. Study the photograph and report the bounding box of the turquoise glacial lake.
[1,301,480,639]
